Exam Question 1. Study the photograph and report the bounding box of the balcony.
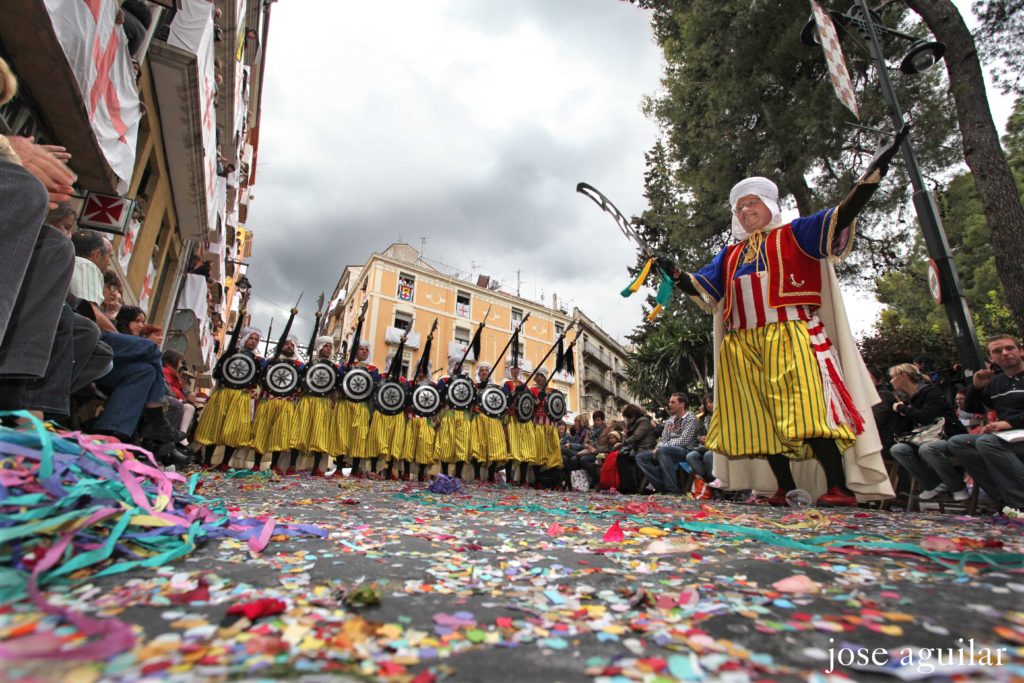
[612,364,628,380]
[583,342,613,369]
[584,368,613,395]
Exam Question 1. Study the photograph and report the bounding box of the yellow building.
[324,243,581,416]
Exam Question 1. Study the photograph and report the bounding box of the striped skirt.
[534,422,562,469]
[406,417,437,465]
[368,411,408,460]
[194,387,253,448]
[332,400,350,456]
[469,414,509,463]
[505,418,534,463]
[707,319,855,461]
[434,409,470,463]
[347,401,373,459]
[251,398,297,454]
[292,395,335,454]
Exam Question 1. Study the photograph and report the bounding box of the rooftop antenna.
[419,237,428,259]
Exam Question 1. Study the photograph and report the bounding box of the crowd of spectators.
[0,56,190,467]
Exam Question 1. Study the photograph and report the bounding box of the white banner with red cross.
[810,0,860,120]
[44,0,143,193]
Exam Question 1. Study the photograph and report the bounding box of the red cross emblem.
[80,192,131,233]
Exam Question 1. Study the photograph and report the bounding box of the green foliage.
[972,0,1024,96]
[859,312,955,372]
[624,308,712,410]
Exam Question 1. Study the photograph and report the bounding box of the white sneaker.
[919,483,949,500]
[1002,506,1022,519]
[324,465,337,477]
[952,488,971,502]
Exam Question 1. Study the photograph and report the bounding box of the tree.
[903,0,1024,337]
[972,0,1024,96]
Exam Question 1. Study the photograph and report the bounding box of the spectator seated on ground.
[686,395,719,496]
[102,271,122,321]
[955,387,987,434]
[69,229,181,445]
[162,349,198,442]
[47,201,77,238]
[947,334,1024,517]
[888,363,969,502]
[115,305,146,336]
[636,393,701,495]
[140,323,163,346]
[572,411,607,488]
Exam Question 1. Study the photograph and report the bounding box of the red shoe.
[400,472,410,482]
[272,467,284,475]
[217,463,230,472]
[251,464,262,472]
[285,468,297,476]
[351,471,364,479]
[312,469,324,477]
[766,488,789,506]
[817,487,857,507]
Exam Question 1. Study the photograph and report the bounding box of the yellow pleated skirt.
[292,395,335,454]
[469,414,509,463]
[332,400,350,455]
[347,401,372,459]
[534,422,562,469]
[251,398,297,454]
[405,417,436,465]
[434,409,470,463]
[506,418,533,463]
[707,320,855,461]
[368,411,407,460]
[194,387,253,448]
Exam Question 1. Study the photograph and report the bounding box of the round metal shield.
[220,352,259,389]
[545,389,567,422]
[303,360,339,396]
[412,383,442,417]
[478,384,509,419]
[341,366,375,402]
[513,389,536,423]
[444,374,476,410]
[373,379,408,416]
[262,359,300,396]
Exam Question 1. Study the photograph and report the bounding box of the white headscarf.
[729,176,784,242]
[535,366,550,379]
[240,327,262,344]
[315,335,334,355]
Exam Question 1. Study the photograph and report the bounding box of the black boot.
[418,464,428,482]
[454,462,465,480]
[472,462,482,481]
[440,463,450,476]
[487,464,497,483]
[203,444,216,467]
[139,406,185,444]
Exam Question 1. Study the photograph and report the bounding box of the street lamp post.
[805,2,984,372]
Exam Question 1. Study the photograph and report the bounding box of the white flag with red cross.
[44,0,143,193]
[810,0,860,120]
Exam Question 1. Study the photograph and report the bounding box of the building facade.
[572,307,638,420]
[0,0,272,386]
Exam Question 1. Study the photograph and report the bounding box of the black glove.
[862,123,910,180]
[656,257,680,277]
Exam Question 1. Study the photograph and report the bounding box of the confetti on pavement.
[3,428,1024,682]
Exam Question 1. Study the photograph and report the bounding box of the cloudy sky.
[244,0,1012,347]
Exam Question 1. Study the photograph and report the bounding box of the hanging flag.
[80,193,133,234]
[810,0,860,120]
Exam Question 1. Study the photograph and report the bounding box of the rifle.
[271,292,302,360]
[346,299,370,365]
[453,304,491,376]
[305,293,326,360]
[522,319,580,388]
[387,315,415,380]
[483,311,531,384]
[413,318,439,381]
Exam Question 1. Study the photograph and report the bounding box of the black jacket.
[963,369,1024,429]
[894,383,964,439]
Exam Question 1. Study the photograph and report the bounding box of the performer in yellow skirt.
[502,360,534,484]
[660,144,905,506]
[346,340,380,478]
[292,336,339,476]
[468,362,508,482]
[531,366,563,472]
[371,351,411,480]
[195,327,262,469]
[434,351,472,478]
[406,367,439,482]
[251,333,302,472]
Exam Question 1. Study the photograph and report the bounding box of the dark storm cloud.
[244,1,662,344]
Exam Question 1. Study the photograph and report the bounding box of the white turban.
[315,336,334,354]
[240,327,262,343]
[286,334,300,345]
[729,176,783,242]
[535,366,550,379]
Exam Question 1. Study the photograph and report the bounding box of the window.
[456,291,471,318]
[394,310,413,331]
[360,279,367,292]
[555,322,564,336]
[454,326,471,346]
[511,307,523,327]
[397,273,415,302]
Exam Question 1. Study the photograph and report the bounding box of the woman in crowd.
[888,363,968,502]
[140,323,163,347]
[114,306,146,336]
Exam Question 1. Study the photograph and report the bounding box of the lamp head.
[899,39,945,74]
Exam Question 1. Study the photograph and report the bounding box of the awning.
[148,0,218,242]
[167,273,215,371]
